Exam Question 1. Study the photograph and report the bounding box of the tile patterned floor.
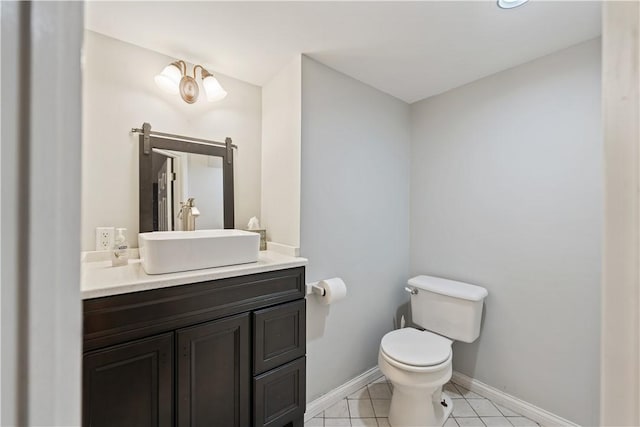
[305,375,540,427]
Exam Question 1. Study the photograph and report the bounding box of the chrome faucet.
[178,198,200,231]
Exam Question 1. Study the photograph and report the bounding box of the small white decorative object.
[247,216,260,230]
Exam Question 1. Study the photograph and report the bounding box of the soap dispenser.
[111,228,129,267]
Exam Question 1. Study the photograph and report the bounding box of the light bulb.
[154,63,182,95]
[202,75,227,102]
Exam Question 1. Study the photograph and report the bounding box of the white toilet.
[378,275,488,427]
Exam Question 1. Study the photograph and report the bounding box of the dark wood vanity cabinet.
[83,333,174,427]
[83,267,306,427]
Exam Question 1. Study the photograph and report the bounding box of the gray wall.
[409,39,602,425]
[300,57,411,400]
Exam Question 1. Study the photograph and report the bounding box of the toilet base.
[389,389,452,427]
[378,341,453,427]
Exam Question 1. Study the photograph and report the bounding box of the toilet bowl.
[379,276,488,427]
[379,327,453,427]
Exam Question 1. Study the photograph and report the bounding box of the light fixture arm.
[173,60,187,76]
[192,64,212,80]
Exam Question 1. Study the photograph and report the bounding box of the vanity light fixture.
[497,0,529,9]
[154,60,227,104]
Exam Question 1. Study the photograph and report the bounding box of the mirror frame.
[139,135,234,232]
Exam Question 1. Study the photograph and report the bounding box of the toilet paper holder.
[306,281,326,296]
[305,278,347,305]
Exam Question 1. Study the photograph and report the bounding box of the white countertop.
[81,250,308,300]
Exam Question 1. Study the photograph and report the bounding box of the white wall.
[82,31,262,250]
[300,57,411,401]
[601,3,640,425]
[261,56,302,248]
[410,39,601,426]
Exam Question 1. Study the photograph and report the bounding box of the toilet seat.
[380,328,452,368]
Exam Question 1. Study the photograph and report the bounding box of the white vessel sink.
[138,229,260,275]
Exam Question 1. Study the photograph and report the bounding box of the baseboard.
[451,371,579,427]
[304,367,382,421]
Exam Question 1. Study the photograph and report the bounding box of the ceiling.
[85,1,601,103]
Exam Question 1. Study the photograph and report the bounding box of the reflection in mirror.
[152,148,224,231]
[137,124,234,233]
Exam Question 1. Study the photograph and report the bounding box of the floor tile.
[367,383,392,399]
[348,399,376,418]
[325,399,350,418]
[452,384,483,399]
[305,417,324,427]
[371,399,390,417]
[507,416,538,426]
[467,399,502,417]
[325,419,351,427]
[315,374,540,427]
[444,382,463,398]
[348,386,371,400]
[481,416,512,426]
[372,375,388,384]
[494,403,520,417]
[351,419,378,427]
[456,417,485,426]
[452,399,477,418]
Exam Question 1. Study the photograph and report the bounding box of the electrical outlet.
[95,227,115,251]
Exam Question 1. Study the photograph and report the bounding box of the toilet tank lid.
[408,275,488,301]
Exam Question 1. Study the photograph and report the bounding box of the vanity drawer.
[254,299,306,375]
[84,267,305,351]
[254,357,306,427]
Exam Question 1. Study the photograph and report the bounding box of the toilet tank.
[408,275,488,343]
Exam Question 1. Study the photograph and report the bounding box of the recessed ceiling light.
[497,0,529,9]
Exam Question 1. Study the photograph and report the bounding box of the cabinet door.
[254,299,306,375]
[177,313,250,427]
[83,333,173,427]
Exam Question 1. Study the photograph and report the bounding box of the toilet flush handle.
[404,286,418,295]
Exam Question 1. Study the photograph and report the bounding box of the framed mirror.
[138,125,234,232]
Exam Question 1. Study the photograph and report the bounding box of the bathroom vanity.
[82,252,307,427]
